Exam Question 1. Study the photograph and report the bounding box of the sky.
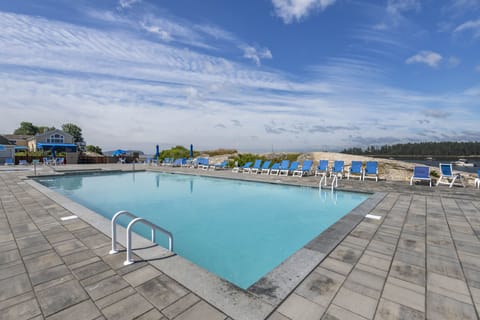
[0,0,479,153]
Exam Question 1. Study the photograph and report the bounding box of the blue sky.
[1,0,479,152]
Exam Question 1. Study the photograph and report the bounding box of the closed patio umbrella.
[190,144,193,158]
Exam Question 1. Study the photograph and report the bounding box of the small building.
[28,129,79,164]
[0,135,15,164]
[27,129,76,152]
[2,134,33,148]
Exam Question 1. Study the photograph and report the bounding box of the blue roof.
[37,143,77,148]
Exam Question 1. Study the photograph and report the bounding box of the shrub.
[159,145,195,160]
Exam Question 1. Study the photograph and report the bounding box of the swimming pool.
[37,171,368,289]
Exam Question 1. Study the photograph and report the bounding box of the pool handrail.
[319,174,337,191]
[109,210,174,265]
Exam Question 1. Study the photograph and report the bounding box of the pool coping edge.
[25,173,385,320]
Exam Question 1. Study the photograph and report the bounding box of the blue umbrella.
[112,149,127,156]
[190,144,193,158]
[155,145,160,158]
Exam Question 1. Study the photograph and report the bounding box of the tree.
[37,126,55,134]
[62,123,84,143]
[85,145,103,154]
[13,122,38,135]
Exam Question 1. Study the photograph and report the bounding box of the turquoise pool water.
[37,171,367,289]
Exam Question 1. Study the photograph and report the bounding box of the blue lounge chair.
[249,159,263,174]
[280,161,298,176]
[330,160,345,179]
[436,163,465,188]
[4,158,14,166]
[315,160,329,176]
[363,161,379,181]
[269,162,281,175]
[347,161,363,180]
[18,160,28,165]
[55,157,65,165]
[211,160,228,170]
[259,160,271,175]
[196,158,209,169]
[232,161,252,173]
[475,170,480,189]
[162,158,174,166]
[240,161,252,173]
[276,160,290,176]
[293,160,313,177]
[410,166,431,187]
[172,158,186,167]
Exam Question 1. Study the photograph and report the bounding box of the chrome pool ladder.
[109,210,174,265]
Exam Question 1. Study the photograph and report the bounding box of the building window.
[46,134,64,144]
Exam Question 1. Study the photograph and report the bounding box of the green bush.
[15,151,43,156]
[159,145,196,161]
[228,153,301,167]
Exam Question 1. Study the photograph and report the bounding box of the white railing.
[319,174,337,191]
[109,210,173,265]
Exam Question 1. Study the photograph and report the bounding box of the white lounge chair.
[293,160,313,177]
[347,161,363,180]
[315,160,329,177]
[436,163,465,188]
[410,166,431,187]
[363,161,379,182]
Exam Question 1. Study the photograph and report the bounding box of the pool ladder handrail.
[319,174,338,191]
[109,210,174,265]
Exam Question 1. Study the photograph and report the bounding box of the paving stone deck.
[1,164,480,319]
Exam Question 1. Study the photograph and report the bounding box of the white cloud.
[140,22,172,41]
[423,109,450,119]
[465,86,480,96]
[454,19,480,38]
[387,0,421,15]
[117,0,141,9]
[442,0,480,17]
[406,50,442,68]
[241,45,272,66]
[194,24,236,42]
[271,0,336,24]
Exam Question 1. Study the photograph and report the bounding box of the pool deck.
[1,163,480,319]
